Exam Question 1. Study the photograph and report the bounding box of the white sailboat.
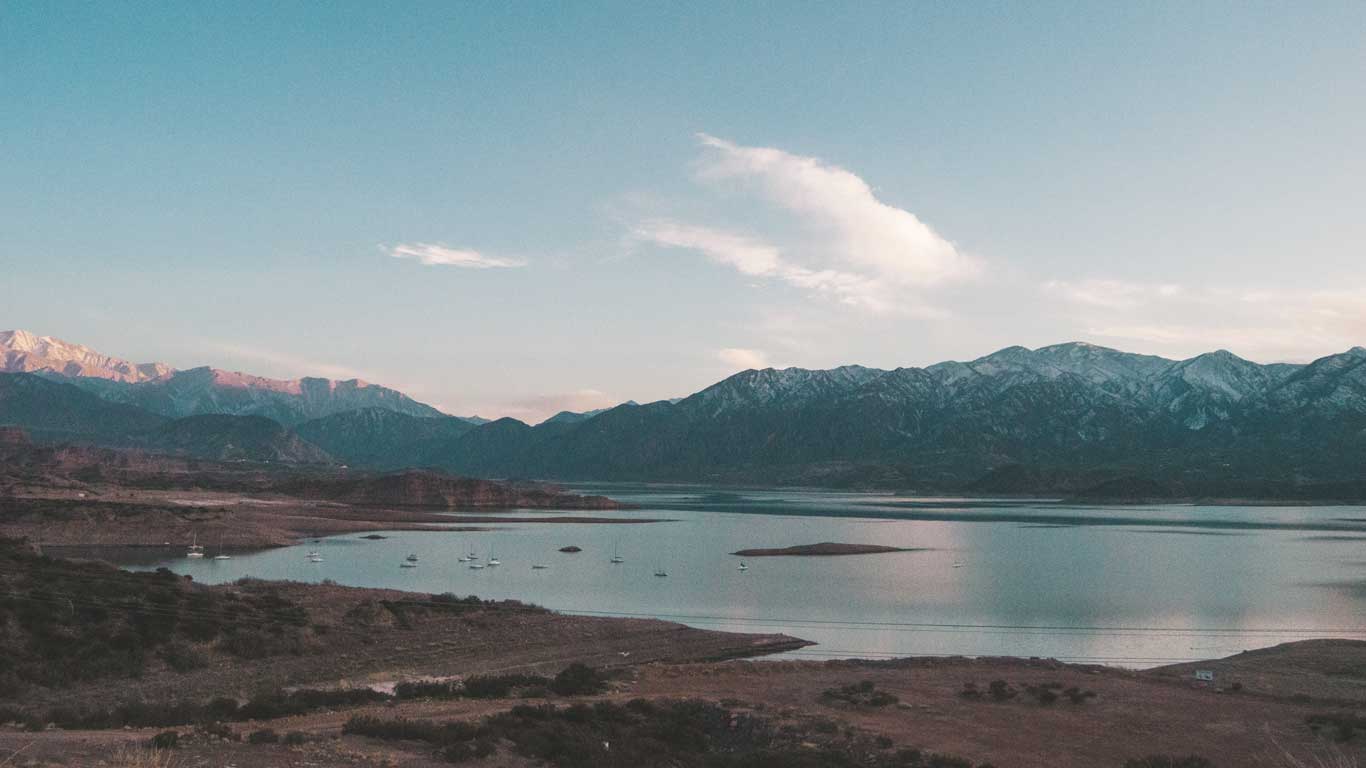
[610,538,624,564]
[186,533,205,559]
[213,536,231,560]
[532,563,548,570]
[737,562,748,571]
[307,552,324,563]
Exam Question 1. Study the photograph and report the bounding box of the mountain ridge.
[0,330,468,425]
[6,334,1366,497]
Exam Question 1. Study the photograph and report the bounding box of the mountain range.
[0,330,471,425]
[4,330,1365,497]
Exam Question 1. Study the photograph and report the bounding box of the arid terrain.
[5,638,1366,767]
[0,433,655,549]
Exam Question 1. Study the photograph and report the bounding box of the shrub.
[464,673,552,699]
[550,664,607,696]
[159,640,209,672]
[1306,712,1366,743]
[987,680,1016,701]
[395,679,461,699]
[342,715,478,745]
[283,731,307,746]
[1063,687,1096,705]
[237,687,389,720]
[821,680,898,708]
[149,731,179,749]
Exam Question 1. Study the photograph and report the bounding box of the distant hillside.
[0,371,168,442]
[0,372,329,463]
[294,408,476,467]
[148,414,331,464]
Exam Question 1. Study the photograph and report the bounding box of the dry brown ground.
[7,647,1366,768]
[0,485,666,549]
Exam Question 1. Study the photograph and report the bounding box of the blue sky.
[3,2,1364,420]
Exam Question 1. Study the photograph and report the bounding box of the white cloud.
[633,220,781,277]
[695,134,979,287]
[633,220,897,312]
[630,135,978,316]
[717,347,770,370]
[388,242,526,269]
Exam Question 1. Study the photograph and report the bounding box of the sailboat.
[737,562,748,571]
[213,536,231,560]
[532,563,549,570]
[186,533,205,559]
[307,551,324,563]
[400,553,419,568]
[610,539,624,564]
[458,541,472,562]
[487,545,500,567]
[653,565,668,577]
[406,553,419,562]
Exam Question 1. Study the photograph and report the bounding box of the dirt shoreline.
[1,486,668,549]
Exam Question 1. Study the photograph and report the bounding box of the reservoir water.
[122,485,1366,668]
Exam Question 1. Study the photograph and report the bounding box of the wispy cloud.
[388,242,527,269]
[717,347,770,370]
[204,341,371,382]
[633,220,896,312]
[1043,279,1366,361]
[1043,279,1182,310]
[695,134,979,287]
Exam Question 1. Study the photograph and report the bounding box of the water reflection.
[108,485,1366,668]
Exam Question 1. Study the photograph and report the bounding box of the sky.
[3,2,1364,422]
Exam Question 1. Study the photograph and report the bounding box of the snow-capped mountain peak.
[0,329,174,383]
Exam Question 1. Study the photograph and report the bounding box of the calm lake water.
[121,485,1366,668]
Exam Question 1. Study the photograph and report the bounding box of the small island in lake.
[731,542,922,557]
